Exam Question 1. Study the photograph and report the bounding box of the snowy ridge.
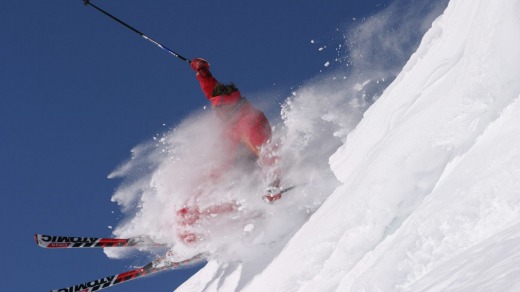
[178,0,520,291]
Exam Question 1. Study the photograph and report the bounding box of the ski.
[281,185,297,194]
[35,234,166,248]
[50,253,205,292]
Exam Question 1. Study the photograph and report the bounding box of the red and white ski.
[35,234,166,248]
[49,253,205,292]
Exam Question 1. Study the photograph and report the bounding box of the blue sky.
[1,0,394,291]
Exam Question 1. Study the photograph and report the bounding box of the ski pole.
[82,0,191,64]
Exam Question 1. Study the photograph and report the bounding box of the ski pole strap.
[83,0,191,63]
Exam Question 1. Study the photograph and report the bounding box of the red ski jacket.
[195,70,271,156]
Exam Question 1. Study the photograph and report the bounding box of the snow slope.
[178,0,520,291]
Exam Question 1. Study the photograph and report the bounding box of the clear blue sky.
[1,0,392,291]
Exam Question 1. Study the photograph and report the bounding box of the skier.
[190,57,282,200]
[174,58,283,245]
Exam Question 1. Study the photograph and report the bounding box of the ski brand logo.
[48,243,71,248]
[40,235,98,244]
[56,276,115,292]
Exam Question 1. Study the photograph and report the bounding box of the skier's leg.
[240,112,272,156]
[240,113,284,201]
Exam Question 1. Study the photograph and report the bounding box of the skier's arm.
[191,58,218,100]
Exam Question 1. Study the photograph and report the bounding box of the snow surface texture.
[177,0,520,291]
